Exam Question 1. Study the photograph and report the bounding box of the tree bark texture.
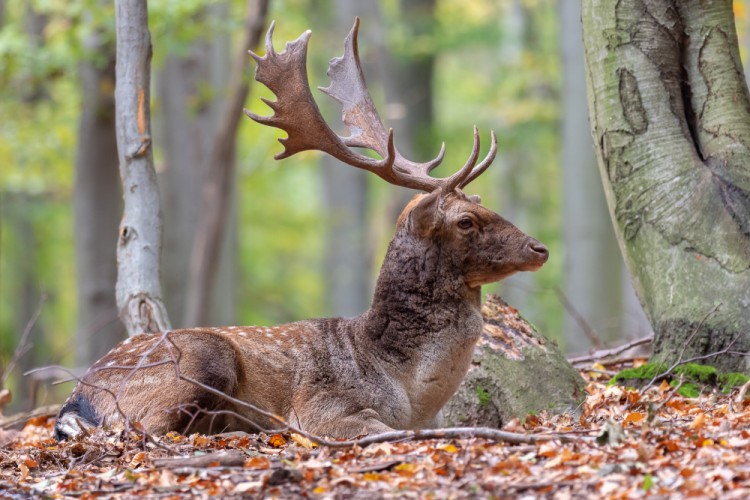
[583,0,750,372]
[74,31,124,364]
[443,295,586,427]
[114,0,171,336]
[183,0,269,327]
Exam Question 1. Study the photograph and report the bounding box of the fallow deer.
[55,18,548,440]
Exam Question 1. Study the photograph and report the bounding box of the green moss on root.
[475,386,492,407]
[610,362,747,398]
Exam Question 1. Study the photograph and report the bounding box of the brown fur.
[56,191,547,439]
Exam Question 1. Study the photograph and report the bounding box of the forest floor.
[1,358,750,498]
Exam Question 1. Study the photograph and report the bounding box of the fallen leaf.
[268,433,286,448]
[244,456,271,470]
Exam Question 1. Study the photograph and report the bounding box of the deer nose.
[526,239,549,261]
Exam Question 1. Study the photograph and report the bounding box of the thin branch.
[184,0,270,326]
[554,287,603,349]
[568,334,653,365]
[641,304,734,394]
[736,378,750,404]
[0,404,60,429]
[2,294,46,385]
[26,363,176,454]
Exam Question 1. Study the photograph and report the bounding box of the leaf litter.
[2,360,750,498]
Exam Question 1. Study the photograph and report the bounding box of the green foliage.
[610,362,748,398]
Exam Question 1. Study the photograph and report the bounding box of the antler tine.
[445,126,481,192]
[459,130,498,189]
[319,17,448,191]
[246,19,497,193]
[244,21,396,172]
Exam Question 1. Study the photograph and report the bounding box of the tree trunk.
[560,0,650,353]
[114,0,171,335]
[444,295,586,427]
[183,0,269,327]
[158,3,236,328]
[320,0,377,318]
[381,0,438,215]
[582,0,750,372]
[74,29,123,364]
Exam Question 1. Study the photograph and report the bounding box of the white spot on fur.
[123,337,133,345]
[238,331,247,337]
[106,361,115,367]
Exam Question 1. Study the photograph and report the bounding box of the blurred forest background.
[1,0,748,411]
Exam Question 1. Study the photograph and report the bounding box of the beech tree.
[114,0,171,335]
[582,0,750,372]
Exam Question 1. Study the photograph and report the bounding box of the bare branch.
[2,294,45,386]
[568,335,653,365]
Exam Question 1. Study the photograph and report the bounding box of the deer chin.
[465,269,519,288]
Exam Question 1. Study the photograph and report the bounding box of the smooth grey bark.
[583,0,750,372]
[183,0,269,327]
[320,0,377,317]
[560,0,650,352]
[114,0,171,335]
[158,3,236,328]
[74,30,123,364]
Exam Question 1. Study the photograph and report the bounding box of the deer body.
[55,20,548,440]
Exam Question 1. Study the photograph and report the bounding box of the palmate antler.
[244,17,497,192]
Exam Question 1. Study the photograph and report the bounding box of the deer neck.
[358,231,483,367]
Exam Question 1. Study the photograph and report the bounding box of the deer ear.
[409,190,443,237]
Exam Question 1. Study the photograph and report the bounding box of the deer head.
[245,17,548,290]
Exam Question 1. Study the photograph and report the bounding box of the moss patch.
[610,362,748,397]
[475,386,492,407]
[718,372,749,393]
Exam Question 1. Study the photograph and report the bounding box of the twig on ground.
[0,404,60,429]
[736,378,750,404]
[152,450,246,468]
[568,335,653,365]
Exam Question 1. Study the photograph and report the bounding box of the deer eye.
[457,218,474,229]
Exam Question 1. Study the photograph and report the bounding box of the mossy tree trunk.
[582,0,750,373]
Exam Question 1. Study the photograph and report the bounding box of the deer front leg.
[300,408,394,438]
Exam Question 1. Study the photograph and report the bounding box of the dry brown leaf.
[244,455,271,470]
